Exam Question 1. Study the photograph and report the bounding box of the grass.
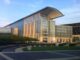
[23,45,80,51]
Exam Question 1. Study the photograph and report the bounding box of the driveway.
[0,51,80,60]
[0,46,80,60]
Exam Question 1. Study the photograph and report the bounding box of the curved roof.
[5,7,63,27]
[40,7,64,20]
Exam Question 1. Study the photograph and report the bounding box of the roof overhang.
[4,7,63,27]
[40,7,63,20]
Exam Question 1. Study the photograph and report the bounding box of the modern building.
[0,27,11,33]
[5,7,73,43]
[64,23,80,43]
[55,25,72,43]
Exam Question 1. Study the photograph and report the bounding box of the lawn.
[23,45,80,51]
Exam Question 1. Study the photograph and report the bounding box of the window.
[73,37,80,42]
[13,27,18,35]
[43,38,47,42]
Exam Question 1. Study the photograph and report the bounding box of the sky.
[0,0,80,27]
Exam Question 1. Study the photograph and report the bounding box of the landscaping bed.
[23,44,80,51]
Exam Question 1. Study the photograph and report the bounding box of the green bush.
[69,43,77,46]
[59,43,69,46]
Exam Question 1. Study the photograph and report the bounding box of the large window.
[41,16,48,36]
[73,37,80,42]
[13,27,18,35]
[73,26,80,35]
[43,38,47,42]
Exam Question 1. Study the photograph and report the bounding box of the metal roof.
[5,7,63,27]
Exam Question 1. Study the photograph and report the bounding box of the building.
[64,23,80,43]
[0,27,11,33]
[55,25,72,43]
[5,7,73,43]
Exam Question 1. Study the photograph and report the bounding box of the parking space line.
[0,52,14,60]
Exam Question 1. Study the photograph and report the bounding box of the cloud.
[3,0,11,5]
[55,4,80,25]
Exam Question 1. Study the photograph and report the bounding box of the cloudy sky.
[0,0,80,27]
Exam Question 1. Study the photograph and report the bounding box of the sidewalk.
[15,47,25,52]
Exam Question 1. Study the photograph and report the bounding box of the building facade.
[64,23,80,43]
[5,7,73,43]
[55,26,72,43]
[0,27,11,33]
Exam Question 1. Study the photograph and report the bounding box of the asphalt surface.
[0,51,80,60]
[3,52,78,60]
[0,46,80,60]
[58,51,80,56]
[2,47,18,52]
[0,55,6,60]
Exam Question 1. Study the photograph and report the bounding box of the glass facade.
[40,15,55,43]
[12,27,18,35]
[55,26,72,43]
[41,16,48,36]
[55,26,72,37]
[6,7,67,43]
[73,26,80,35]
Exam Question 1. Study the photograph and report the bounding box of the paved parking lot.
[0,51,80,60]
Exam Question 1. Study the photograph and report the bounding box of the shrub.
[69,43,76,46]
[0,33,39,45]
[59,43,68,46]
